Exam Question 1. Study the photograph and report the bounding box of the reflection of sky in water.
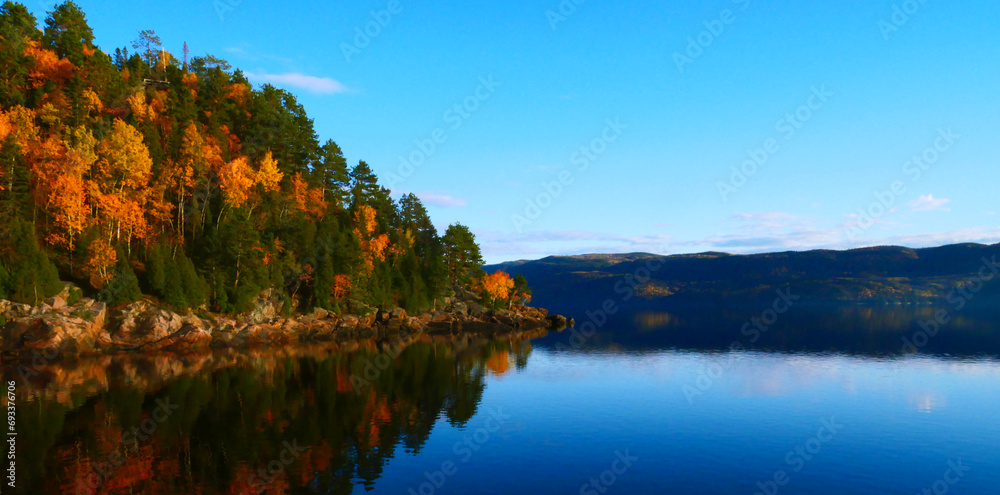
[359,349,1000,494]
[13,329,1000,494]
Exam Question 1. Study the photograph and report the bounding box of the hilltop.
[487,243,1000,310]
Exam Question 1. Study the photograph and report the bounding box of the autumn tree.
[83,238,116,288]
[482,271,514,308]
[94,119,153,251]
[0,2,490,317]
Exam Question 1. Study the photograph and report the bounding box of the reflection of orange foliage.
[335,370,354,393]
[358,394,392,450]
[486,351,512,377]
[297,441,334,487]
[482,271,515,303]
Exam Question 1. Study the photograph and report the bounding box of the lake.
[7,305,1000,494]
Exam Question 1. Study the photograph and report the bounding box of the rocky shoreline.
[0,284,572,357]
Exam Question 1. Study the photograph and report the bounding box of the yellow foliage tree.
[255,151,283,193]
[94,119,154,250]
[96,119,153,192]
[218,156,254,209]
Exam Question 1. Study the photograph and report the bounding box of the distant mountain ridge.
[486,243,1000,310]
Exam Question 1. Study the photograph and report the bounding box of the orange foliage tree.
[290,172,327,219]
[84,238,117,288]
[218,156,254,209]
[352,205,390,274]
[482,271,515,307]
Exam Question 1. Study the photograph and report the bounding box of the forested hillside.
[0,1,501,314]
[488,244,1000,311]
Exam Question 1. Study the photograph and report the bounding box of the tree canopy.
[0,1,506,314]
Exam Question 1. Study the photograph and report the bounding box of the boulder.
[467,301,487,318]
[246,289,284,324]
[106,305,214,351]
[546,314,568,329]
[339,315,360,332]
[0,300,33,320]
[390,307,407,320]
[405,317,424,331]
[431,312,453,323]
[360,312,377,329]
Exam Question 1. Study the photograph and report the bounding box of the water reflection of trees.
[10,334,537,494]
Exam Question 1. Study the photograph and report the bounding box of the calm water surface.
[7,306,1000,494]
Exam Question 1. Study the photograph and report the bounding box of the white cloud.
[480,210,1000,263]
[908,194,951,212]
[244,71,348,94]
[416,192,468,208]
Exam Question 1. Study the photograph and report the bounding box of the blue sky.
[29,0,1000,263]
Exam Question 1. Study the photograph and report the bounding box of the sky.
[25,0,1000,264]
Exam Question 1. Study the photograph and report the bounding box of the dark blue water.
[7,306,1000,494]
[363,350,999,495]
